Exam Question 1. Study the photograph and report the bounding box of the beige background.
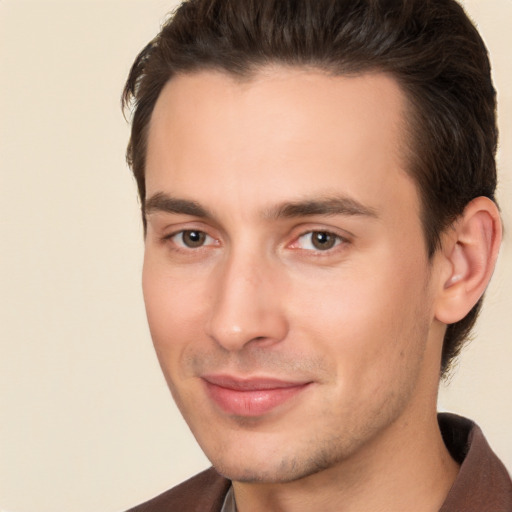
[0,1,510,511]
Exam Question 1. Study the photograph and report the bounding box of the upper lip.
[202,374,311,391]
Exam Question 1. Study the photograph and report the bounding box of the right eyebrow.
[144,192,211,218]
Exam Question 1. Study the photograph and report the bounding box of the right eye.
[169,230,217,249]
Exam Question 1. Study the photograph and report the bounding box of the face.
[143,68,442,483]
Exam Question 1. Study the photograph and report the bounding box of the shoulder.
[125,467,231,512]
[439,413,512,512]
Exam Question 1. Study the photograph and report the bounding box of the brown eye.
[295,231,342,251]
[311,232,337,250]
[181,230,207,248]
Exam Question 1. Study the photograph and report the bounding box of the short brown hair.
[122,0,498,376]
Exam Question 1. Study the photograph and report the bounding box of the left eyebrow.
[264,196,379,220]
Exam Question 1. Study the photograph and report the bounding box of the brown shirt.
[127,413,512,512]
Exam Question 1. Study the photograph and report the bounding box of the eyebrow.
[266,196,379,220]
[144,192,211,218]
[144,192,378,221]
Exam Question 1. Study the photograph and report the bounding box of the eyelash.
[162,229,348,255]
[164,230,218,250]
[292,231,347,253]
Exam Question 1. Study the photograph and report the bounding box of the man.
[122,0,512,510]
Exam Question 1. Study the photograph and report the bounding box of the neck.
[232,409,459,512]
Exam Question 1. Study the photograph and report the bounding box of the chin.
[213,464,306,484]
[208,445,340,484]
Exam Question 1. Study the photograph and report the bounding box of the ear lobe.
[435,197,502,325]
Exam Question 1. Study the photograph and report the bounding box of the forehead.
[145,67,419,223]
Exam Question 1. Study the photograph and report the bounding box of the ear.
[434,197,502,324]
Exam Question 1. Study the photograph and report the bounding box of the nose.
[206,250,289,352]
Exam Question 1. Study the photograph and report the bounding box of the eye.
[170,230,216,249]
[295,231,343,251]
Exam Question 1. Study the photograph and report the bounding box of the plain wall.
[0,1,510,511]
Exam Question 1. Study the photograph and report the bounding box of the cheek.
[286,254,429,373]
[288,266,400,338]
[142,255,209,360]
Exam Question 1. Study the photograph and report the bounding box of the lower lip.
[204,381,310,417]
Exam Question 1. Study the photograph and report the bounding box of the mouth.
[202,375,312,417]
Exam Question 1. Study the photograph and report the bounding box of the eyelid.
[287,227,351,253]
[156,222,351,254]
[164,228,219,247]
[158,219,216,238]
[173,230,217,248]
[160,224,221,251]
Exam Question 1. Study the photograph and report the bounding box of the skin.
[143,68,461,511]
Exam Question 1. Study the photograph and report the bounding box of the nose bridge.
[207,241,288,351]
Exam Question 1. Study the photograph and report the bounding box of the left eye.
[295,231,342,251]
